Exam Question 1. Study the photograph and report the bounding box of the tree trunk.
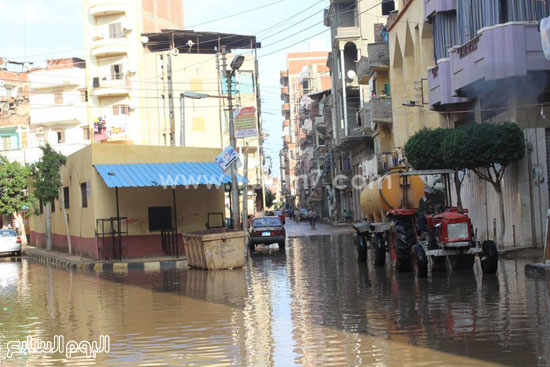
[14,212,27,246]
[454,169,463,210]
[45,202,52,251]
[492,182,505,246]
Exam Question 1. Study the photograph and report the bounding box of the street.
[0,226,548,366]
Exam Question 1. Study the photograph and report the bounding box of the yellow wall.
[30,144,225,240]
[388,0,446,151]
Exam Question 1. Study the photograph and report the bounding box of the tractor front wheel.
[391,218,414,272]
[480,240,498,274]
[412,244,428,278]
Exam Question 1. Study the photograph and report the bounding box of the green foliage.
[404,128,448,170]
[461,122,525,171]
[265,190,276,208]
[30,144,67,203]
[0,156,36,215]
[440,128,469,171]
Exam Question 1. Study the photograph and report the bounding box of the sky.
[0,0,331,177]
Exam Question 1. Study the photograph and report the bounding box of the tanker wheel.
[371,234,386,267]
[411,244,428,278]
[391,218,414,272]
[356,234,368,263]
[480,240,498,275]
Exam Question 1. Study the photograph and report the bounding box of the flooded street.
[0,227,549,366]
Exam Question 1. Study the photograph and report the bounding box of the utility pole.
[243,143,249,240]
[222,47,240,230]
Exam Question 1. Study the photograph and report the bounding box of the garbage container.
[183,230,246,270]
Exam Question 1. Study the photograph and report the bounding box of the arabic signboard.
[93,116,128,142]
[216,146,239,171]
[234,107,258,139]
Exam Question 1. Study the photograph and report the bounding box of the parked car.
[249,216,286,251]
[0,229,22,256]
[299,208,309,222]
[274,210,286,224]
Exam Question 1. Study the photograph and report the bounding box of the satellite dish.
[141,36,149,45]
[24,62,31,70]
[171,48,180,57]
[347,70,357,80]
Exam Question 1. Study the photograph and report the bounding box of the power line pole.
[222,46,240,230]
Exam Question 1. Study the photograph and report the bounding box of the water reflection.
[0,235,548,366]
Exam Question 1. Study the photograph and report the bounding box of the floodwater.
[0,234,549,366]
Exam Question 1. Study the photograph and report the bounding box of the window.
[80,90,88,102]
[148,207,172,231]
[109,23,124,39]
[39,199,43,214]
[54,91,63,105]
[192,117,205,132]
[110,64,123,80]
[63,187,70,209]
[80,182,88,208]
[82,127,90,140]
[0,136,12,151]
[51,200,55,212]
[113,105,129,115]
[56,131,65,144]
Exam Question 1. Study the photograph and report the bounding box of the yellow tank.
[360,170,425,222]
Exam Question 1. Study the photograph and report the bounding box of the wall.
[141,0,184,33]
[388,0,446,150]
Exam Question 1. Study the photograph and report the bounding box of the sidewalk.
[23,246,187,273]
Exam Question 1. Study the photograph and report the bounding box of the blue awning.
[94,162,246,188]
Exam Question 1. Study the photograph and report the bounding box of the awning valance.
[94,162,246,188]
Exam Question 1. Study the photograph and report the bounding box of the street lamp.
[225,50,245,230]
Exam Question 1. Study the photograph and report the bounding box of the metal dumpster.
[183,230,246,270]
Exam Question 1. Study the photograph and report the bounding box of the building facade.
[424,0,550,248]
[280,51,330,210]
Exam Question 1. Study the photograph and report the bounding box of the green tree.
[0,156,36,244]
[462,122,525,245]
[30,144,67,251]
[265,190,276,209]
[441,128,469,209]
[404,128,448,170]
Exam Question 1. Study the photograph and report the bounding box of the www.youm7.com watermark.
[1,335,110,359]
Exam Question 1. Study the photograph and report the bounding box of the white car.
[0,230,22,256]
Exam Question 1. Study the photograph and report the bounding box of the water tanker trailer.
[353,169,498,277]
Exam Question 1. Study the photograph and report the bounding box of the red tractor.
[354,169,498,277]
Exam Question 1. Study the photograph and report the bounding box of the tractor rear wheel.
[480,240,498,274]
[356,234,368,262]
[391,218,414,272]
[371,234,386,267]
[412,244,428,278]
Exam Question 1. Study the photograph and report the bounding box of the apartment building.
[82,0,184,145]
[0,60,30,159]
[424,0,550,248]
[280,51,330,210]
[324,0,389,221]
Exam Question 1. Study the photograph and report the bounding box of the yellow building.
[387,0,446,152]
[29,144,231,260]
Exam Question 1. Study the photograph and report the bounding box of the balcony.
[92,77,130,97]
[89,1,127,17]
[281,86,289,96]
[281,103,290,115]
[91,37,129,57]
[335,26,360,40]
[428,59,469,110]
[283,119,290,127]
[450,22,550,98]
[363,152,398,179]
[30,105,83,125]
[424,0,456,20]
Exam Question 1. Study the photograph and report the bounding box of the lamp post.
[222,47,245,230]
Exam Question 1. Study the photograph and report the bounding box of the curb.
[22,248,187,274]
